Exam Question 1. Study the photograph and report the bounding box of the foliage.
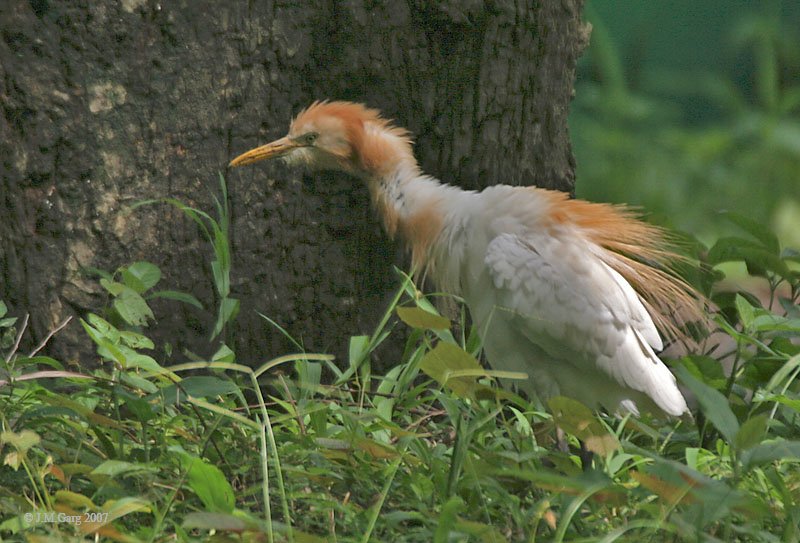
[134,173,238,344]
[1,206,799,541]
[572,3,800,247]
[86,261,203,330]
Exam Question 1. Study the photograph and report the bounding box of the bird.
[229,100,706,418]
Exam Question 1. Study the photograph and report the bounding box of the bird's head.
[229,100,415,178]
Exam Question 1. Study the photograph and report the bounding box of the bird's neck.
[359,146,465,284]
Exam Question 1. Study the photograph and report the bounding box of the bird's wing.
[483,232,687,415]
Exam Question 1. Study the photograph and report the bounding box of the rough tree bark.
[0,1,588,367]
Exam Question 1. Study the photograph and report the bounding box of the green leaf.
[491,465,622,498]
[54,490,96,510]
[85,314,120,344]
[211,343,235,363]
[211,259,230,299]
[118,330,155,350]
[348,335,370,369]
[118,347,163,373]
[741,440,800,469]
[396,306,451,330]
[114,288,155,327]
[721,211,781,254]
[735,293,756,330]
[120,371,159,394]
[99,278,126,296]
[15,356,64,370]
[173,450,235,513]
[548,396,620,455]
[675,364,739,443]
[420,342,483,398]
[92,460,158,477]
[0,317,17,328]
[0,429,41,453]
[508,406,533,437]
[680,355,727,389]
[0,300,6,318]
[755,392,800,412]
[81,318,126,364]
[212,226,230,268]
[102,497,152,523]
[764,354,800,394]
[450,519,509,543]
[153,377,241,407]
[120,269,146,294]
[97,341,127,365]
[434,496,464,543]
[753,314,800,333]
[181,376,240,397]
[149,290,203,309]
[125,261,161,292]
[734,414,768,451]
[211,297,239,340]
[632,460,760,525]
[707,237,791,279]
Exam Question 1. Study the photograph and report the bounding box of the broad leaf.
[211,343,235,363]
[721,211,781,254]
[114,288,154,327]
[124,261,161,291]
[118,330,155,350]
[86,313,120,343]
[734,415,768,451]
[676,364,739,443]
[707,237,791,279]
[173,449,234,513]
[741,440,800,469]
[0,429,41,452]
[396,306,451,330]
[99,278,125,296]
[0,317,17,328]
[735,294,756,330]
[420,342,483,398]
[548,396,620,455]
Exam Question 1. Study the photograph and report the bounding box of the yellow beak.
[228,136,298,167]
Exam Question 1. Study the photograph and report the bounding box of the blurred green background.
[570,0,800,250]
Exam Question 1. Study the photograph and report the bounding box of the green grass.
[1,194,799,541]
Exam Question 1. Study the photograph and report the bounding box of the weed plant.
[0,179,799,541]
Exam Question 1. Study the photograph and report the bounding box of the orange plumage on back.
[543,190,704,344]
[229,100,708,418]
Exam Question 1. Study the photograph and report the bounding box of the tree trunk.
[0,1,588,367]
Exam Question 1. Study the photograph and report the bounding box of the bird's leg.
[578,440,594,471]
[556,427,569,453]
[555,428,593,470]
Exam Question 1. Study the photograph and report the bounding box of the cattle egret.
[230,101,705,417]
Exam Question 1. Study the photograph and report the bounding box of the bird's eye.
[304,132,318,145]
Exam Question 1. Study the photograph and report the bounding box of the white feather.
[430,185,689,416]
